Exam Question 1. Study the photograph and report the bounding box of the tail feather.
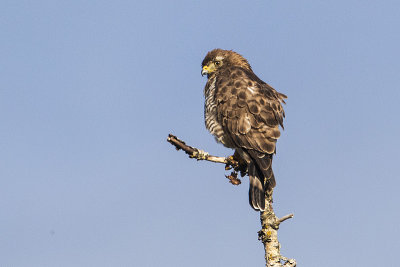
[247,150,275,211]
[248,163,265,211]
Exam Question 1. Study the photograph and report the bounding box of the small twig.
[278,214,294,224]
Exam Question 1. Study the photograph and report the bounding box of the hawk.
[201,49,286,211]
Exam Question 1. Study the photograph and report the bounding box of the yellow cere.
[202,64,216,73]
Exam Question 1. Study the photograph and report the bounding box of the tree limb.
[259,193,296,267]
[167,133,296,266]
[167,134,245,185]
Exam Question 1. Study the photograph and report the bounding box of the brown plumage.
[201,49,286,211]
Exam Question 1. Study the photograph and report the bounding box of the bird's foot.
[225,155,236,170]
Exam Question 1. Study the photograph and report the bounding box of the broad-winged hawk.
[201,49,286,211]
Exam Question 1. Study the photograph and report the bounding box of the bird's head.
[201,49,252,77]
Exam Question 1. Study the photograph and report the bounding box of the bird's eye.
[215,61,221,66]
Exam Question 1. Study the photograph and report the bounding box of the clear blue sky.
[1,1,399,266]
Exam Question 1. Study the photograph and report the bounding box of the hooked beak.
[201,65,209,76]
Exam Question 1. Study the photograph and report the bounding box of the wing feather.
[215,67,285,155]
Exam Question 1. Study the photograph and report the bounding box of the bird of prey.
[201,49,286,211]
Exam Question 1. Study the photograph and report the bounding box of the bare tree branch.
[167,134,245,185]
[167,134,237,164]
[167,134,296,266]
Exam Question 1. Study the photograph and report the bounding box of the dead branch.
[167,134,245,185]
[167,133,296,266]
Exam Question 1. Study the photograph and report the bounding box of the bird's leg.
[224,155,237,170]
[224,151,249,185]
[231,150,248,177]
[225,155,242,185]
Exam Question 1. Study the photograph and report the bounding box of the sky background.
[1,0,400,266]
